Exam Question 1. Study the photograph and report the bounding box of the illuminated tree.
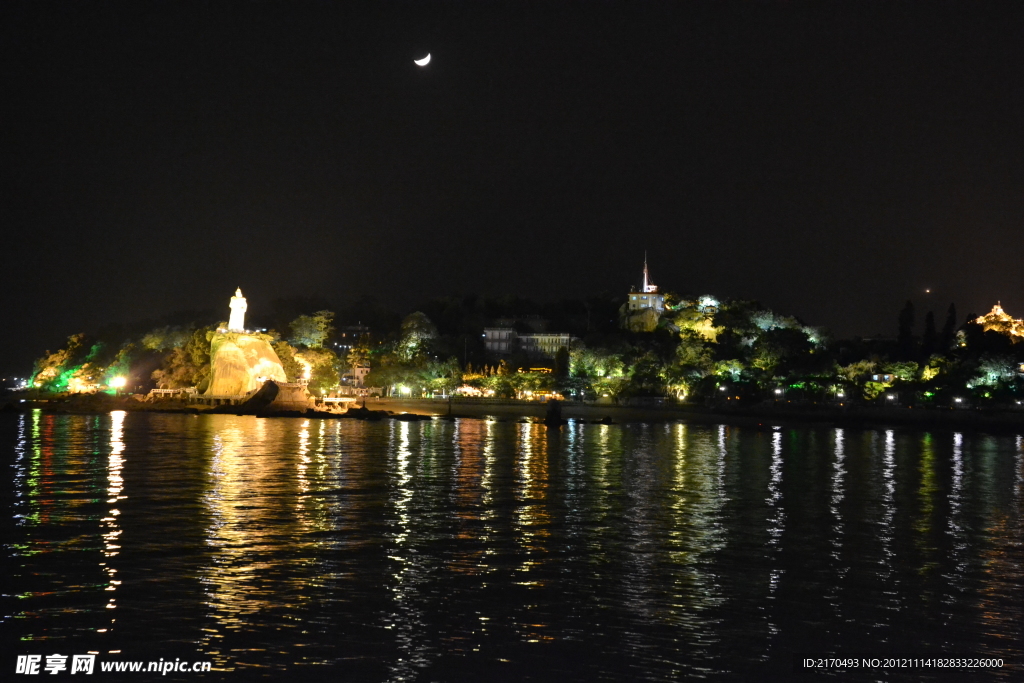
[150,326,216,390]
[288,310,335,348]
[972,354,1019,387]
[309,360,340,395]
[674,333,714,375]
[31,333,88,390]
[881,361,918,382]
[398,312,437,362]
[273,341,304,383]
[141,326,191,352]
[426,357,462,397]
[747,327,814,381]
[293,346,341,393]
[346,342,371,370]
[836,360,876,383]
[622,350,669,397]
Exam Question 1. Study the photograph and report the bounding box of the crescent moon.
[414,53,431,66]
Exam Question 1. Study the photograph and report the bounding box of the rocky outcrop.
[206,332,288,396]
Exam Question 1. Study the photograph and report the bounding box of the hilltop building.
[975,302,1024,339]
[626,259,665,314]
[621,259,666,332]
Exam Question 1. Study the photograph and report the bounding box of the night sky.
[3,1,1023,377]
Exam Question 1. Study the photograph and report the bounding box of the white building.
[626,259,665,314]
[518,333,574,357]
[483,328,575,358]
[484,327,517,354]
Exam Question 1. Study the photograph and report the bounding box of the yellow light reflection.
[100,411,126,626]
[450,419,487,573]
[659,422,729,630]
[914,433,939,575]
[199,416,317,669]
[513,421,551,588]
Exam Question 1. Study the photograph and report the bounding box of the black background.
[3,1,1022,375]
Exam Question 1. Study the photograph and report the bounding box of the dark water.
[1,410,1021,681]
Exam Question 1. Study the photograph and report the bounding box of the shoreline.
[4,394,1024,434]
[376,397,1024,434]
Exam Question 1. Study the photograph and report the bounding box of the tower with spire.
[627,256,665,314]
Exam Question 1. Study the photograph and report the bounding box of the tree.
[747,327,813,381]
[288,310,335,348]
[972,354,1018,388]
[553,346,570,379]
[273,341,304,382]
[151,326,216,390]
[427,357,463,397]
[921,311,936,359]
[141,326,191,352]
[940,303,958,351]
[398,312,437,362]
[290,346,342,394]
[346,340,371,370]
[897,300,916,359]
[881,360,919,381]
[309,360,340,395]
[31,333,88,390]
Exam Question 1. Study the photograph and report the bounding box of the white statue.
[228,287,247,332]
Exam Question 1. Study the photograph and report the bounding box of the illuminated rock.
[975,303,1024,339]
[621,306,660,332]
[236,379,312,413]
[206,332,288,396]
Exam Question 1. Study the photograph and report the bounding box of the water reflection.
[514,422,550,589]
[7,412,122,641]
[764,430,786,650]
[451,418,487,571]
[971,435,1022,659]
[383,420,431,681]
[11,412,31,528]
[880,430,899,618]
[915,433,939,577]
[825,428,846,617]
[3,414,1023,678]
[657,423,728,668]
[98,411,126,632]
[200,417,317,669]
[943,432,968,628]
